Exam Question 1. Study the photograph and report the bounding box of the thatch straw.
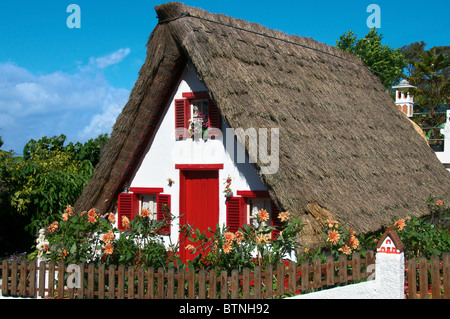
[75,2,450,247]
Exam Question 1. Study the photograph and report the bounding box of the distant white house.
[392,80,416,118]
[393,80,450,172]
[436,110,450,171]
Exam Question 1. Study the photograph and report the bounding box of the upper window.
[175,91,221,140]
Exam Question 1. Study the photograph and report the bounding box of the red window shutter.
[271,201,283,240]
[207,98,221,136]
[157,194,171,234]
[226,197,246,232]
[175,98,191,139]
[118,193,139,230]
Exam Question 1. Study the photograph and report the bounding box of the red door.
[179,170,219,262]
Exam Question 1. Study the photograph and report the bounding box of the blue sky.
[1,0,449,153]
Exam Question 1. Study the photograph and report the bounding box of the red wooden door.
[180,170,219,262]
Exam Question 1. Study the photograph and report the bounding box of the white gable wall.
[127,63,266,245]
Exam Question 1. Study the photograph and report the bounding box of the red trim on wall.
[182,91,209,99]
[175,164,223,171]
[236,190,270,198]
[129,187,164,194]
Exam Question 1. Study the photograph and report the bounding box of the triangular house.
[75,2,450,252]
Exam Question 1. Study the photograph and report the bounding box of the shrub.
[184,209,303,272]
[394,199,450,259]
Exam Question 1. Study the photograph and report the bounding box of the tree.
[0,133,108,256]
[402,49,450,150]
[336,29,406,89]
[406,49,450,112]
[401,42,450,79]
[23,133,108,167]
[400,41,427,77]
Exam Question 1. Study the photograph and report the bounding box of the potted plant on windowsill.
[189,112,209,139]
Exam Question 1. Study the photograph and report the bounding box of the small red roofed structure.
[376,225,404,254]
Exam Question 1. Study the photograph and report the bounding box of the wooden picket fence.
[0,251,375,299]
[405,253,450,299]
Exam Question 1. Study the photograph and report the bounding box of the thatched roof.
[75,2,450,247]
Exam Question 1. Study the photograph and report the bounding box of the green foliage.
[23,133,108,167]
[36,206,303,274]
[303,198,450,263]
[395,198,450,260]
[299,218,370,264]
[405,49,450,111]
[336,29,406,89]
[108,213,169,268]
[41,208,112,264]
[401,47,449,150]
[186,210,303,272]
[39,207,175,269]
[0,134,108,237]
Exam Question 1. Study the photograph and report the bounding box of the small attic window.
[175,92,222,140]
[192,99,209,118]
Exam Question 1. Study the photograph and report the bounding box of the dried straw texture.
[75,2,450,247]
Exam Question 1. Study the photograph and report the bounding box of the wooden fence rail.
[405,253,450,299]
[0,251,375,299]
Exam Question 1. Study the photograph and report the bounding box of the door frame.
[176,164,223,261]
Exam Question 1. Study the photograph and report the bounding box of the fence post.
[209,269,217,299]
[29,259,37,298]
[198,269,206,299]
[300,259,309,292]
[231,269,239,299]
[10,259,18,296]
[38,260,46,298]
[419,258,428,299]
[443,252,450,299]
[265,263,273,298]
[430,255,441,299]
[220,270,228,299]
[326,255,334,286]
[2,259,8,296]
[254,266,262,299]
[57,262,65,298]
[47,261,55,298]
[19,260,27,297]
[128,266,135,299]
[242,267,250,299]
[288,261,296,294]
[407,259,417,299]
[108,264,116,299]
[276,263,284,296]
[98,264,105,299]
[177,268,185,299]
[87,263,95,299]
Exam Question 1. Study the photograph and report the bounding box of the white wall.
[436,110,450,171]
[288,251,405,299]
[127,63,266,245]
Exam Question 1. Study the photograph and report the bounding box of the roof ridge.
[155,2,382,76]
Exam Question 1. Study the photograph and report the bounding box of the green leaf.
[70,243,77,254]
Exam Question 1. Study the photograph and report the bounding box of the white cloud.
[94,48,131,69]
[0,48,131,153]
